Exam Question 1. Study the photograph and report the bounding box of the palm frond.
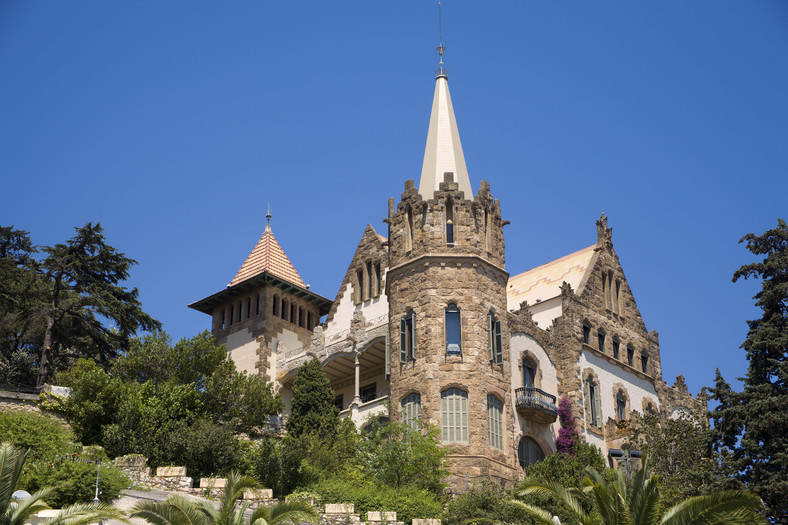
[0,442,29,514]
[39,502,128,525]
[264,500,319,525]
[132,496,209,525]
[7,489,53,525]
[505,500,563,525]
[517,478,594,525]
[660,490,766,525]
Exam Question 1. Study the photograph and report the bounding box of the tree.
[131,471,318,525]
[512,455,766,525]
[0,443,127,525]
[286,358,338,439]
[710,218,788,524]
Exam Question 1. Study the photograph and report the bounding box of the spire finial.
[436,1,448,78]
[265,203,272,232]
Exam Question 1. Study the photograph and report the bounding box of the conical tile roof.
[229,223,306,288]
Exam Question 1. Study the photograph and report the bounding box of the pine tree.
[286,357,338,438]
[710,218,788,524]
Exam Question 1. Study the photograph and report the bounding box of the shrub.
[445,480,531,525]
[22,454,131,506]
[0,411,77,459]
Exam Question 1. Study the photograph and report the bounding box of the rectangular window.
[598,331,605,352]
[582,323,590,345]
[441,388,468,443]
[616,393,626,420]
[487,395,504,451]
[299,307,305,328]
[445,304,462,355]
[229,305,234,326]
[613,339,620,359]
[627,346,635,367]
[523,361,535,389]
[220,311,225,330]
[246,298,252,319]
[587,379,601,427]
[402,393,421,428]
[290,303,296,325]
[255,295,260,316]
[273,296,279,317]
[307,311,313,330]
[360,383,376,403]
[357,269,365,302]
[366,261,373,299]
[374,263,382,296]
[488,312,503,364]
[641,353,649,374]
[400,311,415,363]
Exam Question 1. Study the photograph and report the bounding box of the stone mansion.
[189,62,705,484]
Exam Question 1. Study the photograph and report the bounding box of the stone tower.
[385,69,516,482]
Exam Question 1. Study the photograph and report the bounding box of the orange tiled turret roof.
[229,223,306,289]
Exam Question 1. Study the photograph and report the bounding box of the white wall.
[226,329,259,376]
[529,298,562,330]
[324,276,389,343]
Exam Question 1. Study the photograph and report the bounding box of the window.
[441,388,468,443]
[603,273,610,310]
[299,307,305,328]
[400,310,416,362]
[582,322,591,345]
[290,303,296,325]
[518,437,545,469]
[282,299,288,321]
[255,295,260,316]
[616,391,627,420]
[405,205,414,252]
[220,311,225,330]
[614,280,621,314]
[641,352,649,374]
[366,261,373,299]
[488,311,503,364]
[307,311,314,331]
[446,198,454,245]
[334,394,344,411]
[356,269,364,302]
[612,337,620,359]
[445,303,462,355]
[627,345,635,367]
[374,263,382,296]
[645,402,656,415]
[598,331,605,352]
[487,395,503,451]
[586,375,601,427]
[401,393,421,428]
[523,360,536,389]
[238,301,243,322]
[360,383,377,403]
[229,305,234,326]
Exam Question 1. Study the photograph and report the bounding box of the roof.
[507,245,597,309]
[418,75,472,199]
[229,223,305,288]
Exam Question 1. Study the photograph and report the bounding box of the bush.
[23,454,131,506]
[445,481,531,525]
[0,411,77,459]
[307,477,444,525]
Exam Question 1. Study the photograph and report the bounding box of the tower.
[385,57,516,481]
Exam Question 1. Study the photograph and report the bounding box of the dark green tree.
[286,357,338,439]
[710,218,788,524]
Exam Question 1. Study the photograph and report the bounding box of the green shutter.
[411,313,416,359]
[488,312,494,361]
[494,320,503,364]
[400,318,407,363]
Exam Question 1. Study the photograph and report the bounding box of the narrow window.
[229,305,234,326]
[374,263,382,296]
[272,296,278,316]
[299,307,305,328]
[366,261,373,299]
[307,311,313,330]
[400,310,416,362]
[586,376,601,426]
[598,331,605,353]
[441,388,468,443]
[614,280,621,314]
[488,311,503,364]
[616,391,627,420]
[603,273,610,310]
[627,345,635,367]
[612,337,620,359]
[487,395,504,451]
[220,310,225,330]
[280,298,286,319]
[445,303,462,355]
[405,205,413,252]
[238,301,243,322]
[641,352,649,374]
[246,298,252,319]
[360,383,376,403]
[523,360,536,389]
[334,394,343,411]
[290,303,296,325]
[446,198,454,245]
[518,437,545,470]
[582,321,591,345]
[401,393,421,428]
[357,269,365,302]
[255,294,260,316]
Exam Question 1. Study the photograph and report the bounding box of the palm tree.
[0,442,127,525]
[511,455,766,525]
[131,471,317,525]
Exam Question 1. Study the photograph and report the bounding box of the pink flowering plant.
[555,396,580,455]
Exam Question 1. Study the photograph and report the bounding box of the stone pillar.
[353,352,361,404]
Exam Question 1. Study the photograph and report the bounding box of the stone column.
[354,352,361,404]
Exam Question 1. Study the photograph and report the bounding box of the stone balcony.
[340,393,389,427]
[514,387,558,424]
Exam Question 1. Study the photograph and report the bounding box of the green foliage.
[357,419,448,494]
[711,218,788,524]
[286,358,338,439]
[23,455,131,506]
[0,443,128,525]
[627,413,740,508]
[307,477,444,525]
[0,411,77,460]
[512,455,766,525]
[445,481,530,525]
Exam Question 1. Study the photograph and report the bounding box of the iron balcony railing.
[514,387,558,415]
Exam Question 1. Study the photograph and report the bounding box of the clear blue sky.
[2,2,787,398]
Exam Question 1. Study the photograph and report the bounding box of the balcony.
[515,387,558,424]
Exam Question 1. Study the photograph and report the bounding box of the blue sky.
[2,2,786,397]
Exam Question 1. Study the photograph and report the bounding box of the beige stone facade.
[191,70,705,486]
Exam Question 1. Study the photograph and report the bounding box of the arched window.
[612,337,620,359]
[616,391,627,420]
[400,310,416,363]
[441,388,468,443]
[445,303,462,355]
[598,330,606,352]
[401,393,421,428]
[487,395,503,451]
[627,344,635,367]
[585,375,601,427]
[488,311,502,364]
[523,359,536,389]
[641,352,649,374]
[446,198,455,245]
[518,437,545,470]
[582,321,591,345]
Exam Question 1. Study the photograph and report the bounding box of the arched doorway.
[517,436,545,470]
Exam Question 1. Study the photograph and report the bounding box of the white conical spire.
[418,66,472,198]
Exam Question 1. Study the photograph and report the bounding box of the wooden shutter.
[400,318,407,363]
[494,320,503,364]
[488,312,494,361]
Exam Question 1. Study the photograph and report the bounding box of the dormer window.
[446,198,454,245]
[445,303,462,355]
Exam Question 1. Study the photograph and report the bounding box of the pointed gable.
[229,225,306,288]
